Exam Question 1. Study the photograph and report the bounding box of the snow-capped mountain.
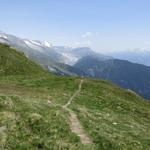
[0,31,76,64]
[0,31,111,76]
[0,32,66,63]
[0,31,52,53]
[0,31,110,66]
[24,40,51,51]
[53,46,111,65]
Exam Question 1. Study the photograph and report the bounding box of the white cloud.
[81,32,93,38]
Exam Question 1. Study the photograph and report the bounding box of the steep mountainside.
[0,44,46,76]
[74,56,150,99]
[0,43,150,150]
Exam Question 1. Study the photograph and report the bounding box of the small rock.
[113,122,117,125]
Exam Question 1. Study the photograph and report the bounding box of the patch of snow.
[24,39,52,49]
[44,41,51,47]
[29,40,43,47]
[24,40,44,53]
[59,52,79,65]
[0,35,8,39]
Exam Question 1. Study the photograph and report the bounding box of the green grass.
[0,96,81,149]
[0,76,94,149]
[0,44,46,76]
[0,43,150,149]
[70,79,150,150]
[0,75,150,149]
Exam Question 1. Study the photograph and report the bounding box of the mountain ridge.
[74,56,150,99]
[0,31,111,76]
[1,31,150,99]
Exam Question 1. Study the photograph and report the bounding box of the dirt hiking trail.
[63,80,92,144]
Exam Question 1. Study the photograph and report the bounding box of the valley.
[1,32,150,100]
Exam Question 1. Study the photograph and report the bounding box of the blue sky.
[0,0,150,52]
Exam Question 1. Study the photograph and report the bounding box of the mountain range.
[109,48,150,66]
[1,31,150,99]
[0,31,110,75]
[74,56,150,99]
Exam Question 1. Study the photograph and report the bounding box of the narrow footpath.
[63,80,92,144]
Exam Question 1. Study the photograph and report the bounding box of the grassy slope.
[0,44,150,149]
[70,79,150,149]
[0,75,92,150]
[0,44,46,76]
